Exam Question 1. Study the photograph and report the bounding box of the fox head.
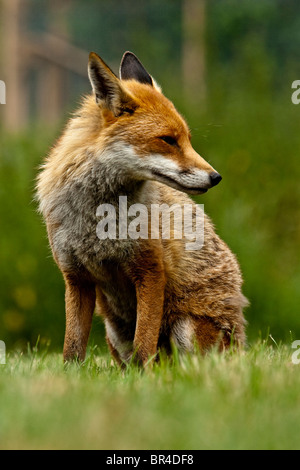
[88,51,222,195]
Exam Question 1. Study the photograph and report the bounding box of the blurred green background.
[0,0,300,352]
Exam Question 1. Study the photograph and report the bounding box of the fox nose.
[210,172,222,187]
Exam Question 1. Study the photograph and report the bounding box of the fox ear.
[120,52,153,86]
[88,52,137,116]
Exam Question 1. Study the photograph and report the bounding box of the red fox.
[37,52,248,366]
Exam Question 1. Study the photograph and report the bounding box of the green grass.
[0,340,299,450]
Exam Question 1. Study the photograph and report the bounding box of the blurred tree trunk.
[37,1,71,123]
[1,0,29,131]
[182,0,206,108]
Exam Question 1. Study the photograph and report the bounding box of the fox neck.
[93,144,150,200]
[94,142,151,204]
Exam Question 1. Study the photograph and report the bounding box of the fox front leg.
[63,274,96,362]
[129,244,166,366]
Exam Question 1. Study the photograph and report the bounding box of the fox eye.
[159,136,178,146]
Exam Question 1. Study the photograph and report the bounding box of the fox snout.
[180,168,222,195]
[146,153,222,196]
[176,151,222,195]
[184,150,222,194]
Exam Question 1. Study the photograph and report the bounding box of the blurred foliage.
[1,0,300,350]
[0,129,65,350]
